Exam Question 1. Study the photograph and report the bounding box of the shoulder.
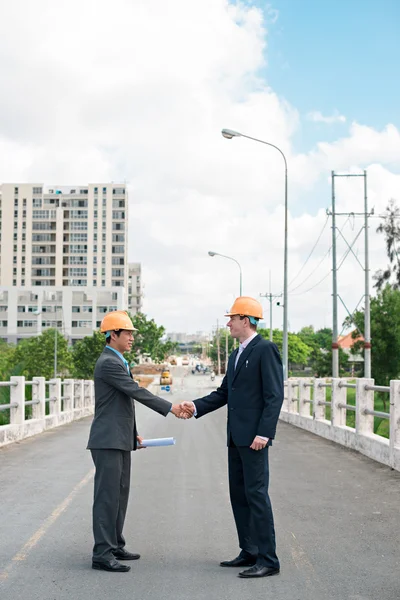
[255,336,280,356]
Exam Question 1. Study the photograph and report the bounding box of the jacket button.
[232,387,235,391]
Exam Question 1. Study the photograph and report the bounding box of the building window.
[93,280,97,286]
[32,187,42,194]
[1,321,8,327]
[101,280,105,286]
[22,233,26,241]
[14,210,18,218]
[102,210,106,218]
[14,221,18,230]
[102,234,106,242]
[13,244,17,252]
[102,245,106,253]
[93,268,97,276]
[94,187,98,194]
[72,306,81,313]
[94,198,98,207]
[13,279,16,285]
[102,187,107,193]
[23,198,27,207]
[94,210,98,218]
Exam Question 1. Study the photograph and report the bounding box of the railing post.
[331,378,347,427]
[313,378,326,420]
[49,378,61,418]
[10,376,25,425]
[356,378,374,436]
[389,380,400,469]
[74,380,84,411]
[84,380,94,408]
[63,379,74,414]
[32,377,46,421]
[288,381,298,414]
[299,379,311,417]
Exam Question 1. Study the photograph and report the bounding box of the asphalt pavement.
[0,368,399,600]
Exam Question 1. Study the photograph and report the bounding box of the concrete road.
[0,369,399,600]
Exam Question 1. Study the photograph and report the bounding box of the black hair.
[105,330,122,344]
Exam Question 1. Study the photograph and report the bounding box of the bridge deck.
[0,375,399,600]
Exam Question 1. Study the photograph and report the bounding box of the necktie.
[235,346,244,369]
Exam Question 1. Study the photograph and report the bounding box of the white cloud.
[307,110,346,124]
[0,0,399,335]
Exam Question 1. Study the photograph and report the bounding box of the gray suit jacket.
[87,348,172,451]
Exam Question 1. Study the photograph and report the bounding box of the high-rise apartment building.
[128,262,143,314]
[0,183,128,291]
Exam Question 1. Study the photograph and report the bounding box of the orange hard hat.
[100,310,137,334]
[224,297,263,320]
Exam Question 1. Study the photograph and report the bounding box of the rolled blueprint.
[139,437,176,447]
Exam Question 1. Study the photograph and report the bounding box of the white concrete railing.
[281,377,400,472]
[0,376,94,447]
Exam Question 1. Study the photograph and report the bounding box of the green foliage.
[374,199,400,290]
[126,312,178,364]
[13,329,72,380]
[309,346,349,378]
[259,329,312,365]
[344,285,400,384]
[71,331,106,379]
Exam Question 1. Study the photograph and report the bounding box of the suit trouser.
[228,440,279,569]
[90,449,131,562]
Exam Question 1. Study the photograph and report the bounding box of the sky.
[0,0,399,335]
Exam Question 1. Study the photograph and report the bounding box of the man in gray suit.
[87,310,184,572]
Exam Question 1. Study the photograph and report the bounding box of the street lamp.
[208,251,243,296]
[221,128,289,378]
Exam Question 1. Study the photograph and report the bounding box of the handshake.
[170,402,195,419]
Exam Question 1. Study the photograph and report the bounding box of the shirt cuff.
[192,402,197,417]
[257,435,269,441]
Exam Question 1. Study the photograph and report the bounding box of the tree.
[309,346,349,378]
[259,329,312,366]
[344,285,400,386]
[71,331,106,379]
[374,199,400,290]
[13,329,72,380]
[127,312,177,364]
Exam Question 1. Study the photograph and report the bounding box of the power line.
[288,216,350,294]
[288,215,329,287]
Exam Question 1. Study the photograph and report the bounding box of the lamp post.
[208,251,243,297]
[221,128,289,379]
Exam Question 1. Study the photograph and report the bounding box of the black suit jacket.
[87,349,172,451]
[194,335,283,446]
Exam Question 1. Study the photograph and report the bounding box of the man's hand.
[137,435,146,449]
[180,401,195,419]
[171,403,191,419]
[250,436,269,451]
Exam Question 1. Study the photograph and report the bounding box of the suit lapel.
[228,349,238,384]
[232,335,261,382]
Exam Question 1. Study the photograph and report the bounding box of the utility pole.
[363,170,371,377]
[329,171,371,378]
[216,320,221,376]
[260,274,281,343]
[331,171,339,378]
[225,328,229,373]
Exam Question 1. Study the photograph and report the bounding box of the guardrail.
[281,377,400,472]
[0,377,94,448]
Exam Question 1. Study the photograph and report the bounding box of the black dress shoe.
[220,555,257,568]
[92,560,131,572]
[113,549,141,561]
[238,564,280,578]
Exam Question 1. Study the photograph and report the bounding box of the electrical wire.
[288,215,330,287]
[288,216,350,294]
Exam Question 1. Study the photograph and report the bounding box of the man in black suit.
[87,310,184,572]
[182,297,283,578]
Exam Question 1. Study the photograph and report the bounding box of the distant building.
[338,330,364,373]
[0,182,128,297]
[0,286,125,345]
[127,263,143,314]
